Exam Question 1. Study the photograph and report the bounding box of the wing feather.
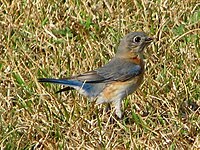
[73,58,142,83]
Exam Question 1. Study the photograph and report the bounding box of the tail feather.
[38,78,83,87]
[38,78,100,97]
[38,78,71,85]
[55,87,74,93]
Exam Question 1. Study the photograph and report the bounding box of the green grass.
[0,0,199,149]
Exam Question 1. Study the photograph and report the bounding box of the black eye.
[133,36,141,43]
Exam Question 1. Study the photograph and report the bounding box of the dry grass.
[0,0,200,149]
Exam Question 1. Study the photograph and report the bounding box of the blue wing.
[96,58,142,82]
[73,58,142,83]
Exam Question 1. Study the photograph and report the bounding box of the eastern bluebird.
[38,32,153,119]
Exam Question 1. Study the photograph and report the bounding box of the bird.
[38,32,153,119]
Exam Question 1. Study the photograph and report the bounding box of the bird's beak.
[145,37,153,43]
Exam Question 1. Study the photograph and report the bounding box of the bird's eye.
[133,36,141,43]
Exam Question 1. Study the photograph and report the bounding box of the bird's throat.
[131,55,142,65]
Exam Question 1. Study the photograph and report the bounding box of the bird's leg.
[105,103,111,112]
[113,99,123,119]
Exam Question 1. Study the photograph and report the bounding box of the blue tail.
[38,78,84,87]
[38,78,104,98]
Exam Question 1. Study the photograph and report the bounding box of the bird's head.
[117,32,153,58]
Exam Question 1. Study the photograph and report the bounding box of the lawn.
[0,0,199,149]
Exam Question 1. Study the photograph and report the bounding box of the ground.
[0,0,199,149]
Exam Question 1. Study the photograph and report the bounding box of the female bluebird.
[38,32,153,119]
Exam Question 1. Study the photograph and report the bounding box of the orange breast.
[101,74,143,101]
[99,55,145,102]
[132,56,141,64]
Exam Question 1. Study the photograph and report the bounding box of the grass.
[0,0,199,149]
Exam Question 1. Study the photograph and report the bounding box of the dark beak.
[145,37,153,43]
